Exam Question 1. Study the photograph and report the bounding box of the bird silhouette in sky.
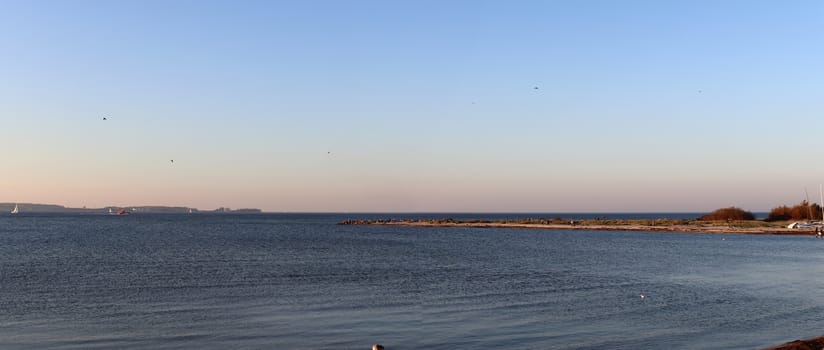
[103,117,108,120]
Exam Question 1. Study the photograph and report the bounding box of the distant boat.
[109,208,129,215]
[10,204,18,214]
[787,221,822,229]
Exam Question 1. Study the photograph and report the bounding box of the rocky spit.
[339,218,814,235]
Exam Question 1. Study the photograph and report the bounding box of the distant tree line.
[700,201,824,221]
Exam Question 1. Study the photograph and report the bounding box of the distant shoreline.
[339,218,815,235]
[0,203,262,214]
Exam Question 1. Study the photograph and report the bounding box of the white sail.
[10,204,18,214]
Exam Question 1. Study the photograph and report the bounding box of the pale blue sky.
[2,1,823,212]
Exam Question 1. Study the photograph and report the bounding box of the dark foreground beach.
[369,337,824,350]
[765,336,824,350]
[340,218,815,235]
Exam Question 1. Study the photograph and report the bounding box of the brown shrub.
[766,201,823,221]
[699,207,755,221]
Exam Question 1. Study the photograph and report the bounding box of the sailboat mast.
[806,188,813,220]
[819,184,823,221]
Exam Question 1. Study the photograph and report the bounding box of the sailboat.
[10,204,18,214]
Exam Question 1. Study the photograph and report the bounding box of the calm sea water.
[0,213,821,349]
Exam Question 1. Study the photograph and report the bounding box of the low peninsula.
[339,217,815,235]
[341,205,824,235]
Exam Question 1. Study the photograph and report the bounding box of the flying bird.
[103,117,108,120]
[170,159,174,164]
[533,86,539,90]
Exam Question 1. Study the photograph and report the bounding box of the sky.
[1,0,823,212]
